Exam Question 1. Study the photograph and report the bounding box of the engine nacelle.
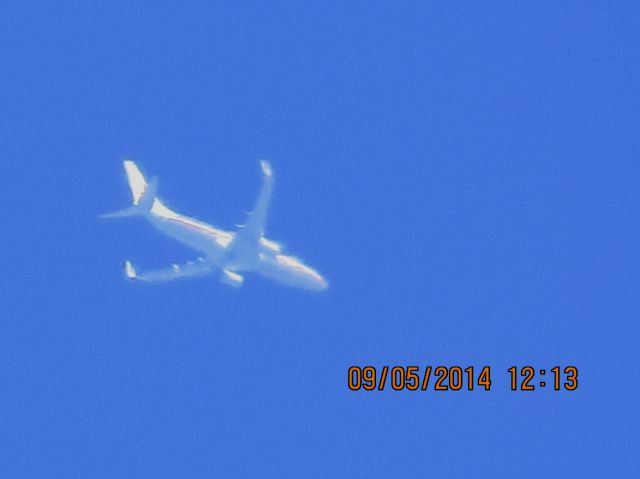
[220,269,244,287]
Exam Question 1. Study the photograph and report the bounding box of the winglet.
[124,260,137,279]
[260,160,273,178]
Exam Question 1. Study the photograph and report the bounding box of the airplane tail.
[123,160,149,205]
[101,160,158,218]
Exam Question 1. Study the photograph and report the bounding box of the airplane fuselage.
[146,199,327,291]
[104,160,327,291]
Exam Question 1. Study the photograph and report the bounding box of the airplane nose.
[311,274,329,291]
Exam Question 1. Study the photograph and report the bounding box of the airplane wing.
[124,258,213,282]
[234,160,274,245]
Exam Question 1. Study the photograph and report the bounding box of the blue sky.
[2,2,639,477]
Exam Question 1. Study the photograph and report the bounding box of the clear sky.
[2,2,639,477]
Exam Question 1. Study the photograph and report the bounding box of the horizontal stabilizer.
[100,207,140,219]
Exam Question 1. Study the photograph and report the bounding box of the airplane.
[102,160,328,291]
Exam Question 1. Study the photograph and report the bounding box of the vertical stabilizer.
[100,161,157,218]
[124,160,148,206]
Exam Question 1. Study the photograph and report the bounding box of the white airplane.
[103,160,328,291]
